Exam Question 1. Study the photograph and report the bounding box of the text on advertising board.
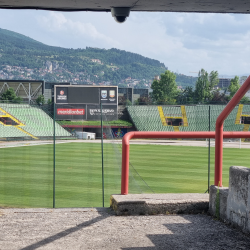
[56,87,68,102]
[89,109,114,115]
[57,109,85,115]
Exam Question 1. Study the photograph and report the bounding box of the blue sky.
[0,9,250,76]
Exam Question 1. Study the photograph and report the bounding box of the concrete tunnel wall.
[209,166,250,233]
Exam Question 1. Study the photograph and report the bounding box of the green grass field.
[0,141,249,208]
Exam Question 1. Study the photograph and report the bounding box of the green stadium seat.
[0,103,72,139]
[127,104,249,132]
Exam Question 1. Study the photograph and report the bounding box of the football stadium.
[2,1,250,247]
[0,82,250,208]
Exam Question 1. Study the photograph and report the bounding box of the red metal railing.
[121,131,250,195]
[215,76,250,186]
[121,76,250,194]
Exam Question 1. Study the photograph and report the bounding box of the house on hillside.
[91,59,102,64]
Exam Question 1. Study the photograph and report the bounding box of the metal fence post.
[53,102,56,208]
[101,103,104,207]
[207,105,211,193]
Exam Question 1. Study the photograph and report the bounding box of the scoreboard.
[54,85,118,121]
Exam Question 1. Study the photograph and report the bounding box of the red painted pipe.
[215,76,250,187]
[121,131,250,195]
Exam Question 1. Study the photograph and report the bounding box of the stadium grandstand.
[127,104,250,132]
[0,103,72,140]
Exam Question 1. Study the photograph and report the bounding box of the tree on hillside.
[135,96,152,105]
[151,70,178,104]
[177,86,194,104]
[228,76,240,99]
[36,95,45,105]
[209,71,219,92]
[194,69,219,103]
[0,87,22,103]
[209,90,228,104]
[228,76,250,103]
[194,69,209,103]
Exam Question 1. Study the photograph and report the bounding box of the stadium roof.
[0,0,249,14]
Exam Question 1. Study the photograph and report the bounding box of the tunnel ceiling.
[0,0,250,13]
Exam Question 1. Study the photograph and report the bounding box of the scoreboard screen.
[54,86,118,120]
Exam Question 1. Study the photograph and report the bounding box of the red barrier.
[121,131,250,195]
[215,76,250,187]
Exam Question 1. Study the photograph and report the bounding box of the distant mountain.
[0,28,167,87]
[0,28,44,45]
[175,73,197,88]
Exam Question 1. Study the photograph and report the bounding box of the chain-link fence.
[0,102,249,207]
[0,102,145,208]
[126,103,250,194]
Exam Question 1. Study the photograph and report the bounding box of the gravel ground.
[0,208,250,250]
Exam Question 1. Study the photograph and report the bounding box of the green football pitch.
[0,141,249,208]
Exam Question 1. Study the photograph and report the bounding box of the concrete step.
[110,193,209,216]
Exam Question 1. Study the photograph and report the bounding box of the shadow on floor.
[122,215,250,250]
[20,209,110,250]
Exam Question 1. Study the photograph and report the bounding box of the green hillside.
[0,28,167,85]
[0,28,45,46]
[176,73,197,88]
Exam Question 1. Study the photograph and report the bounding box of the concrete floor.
[1,208,250,250]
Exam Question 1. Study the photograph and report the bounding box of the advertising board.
[100,87,117,104]
[54,86,118,120]
[68,87,99,104]
[87,105,117,121]
[56,87,68,104]
[56,104,87,120]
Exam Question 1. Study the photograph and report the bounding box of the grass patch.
[0,142,249,208]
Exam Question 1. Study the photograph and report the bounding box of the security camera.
[111,7,130,23]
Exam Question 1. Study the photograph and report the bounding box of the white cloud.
[37,12,121,48]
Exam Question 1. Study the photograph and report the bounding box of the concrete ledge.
[209,166,250,234]
[209,185,229,221]
[110,193,209,216]
[227,166,250,232]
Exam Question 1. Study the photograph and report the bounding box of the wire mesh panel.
[128,144,212,193]
[102,115,121,207]
[54,104,122,207]
[101,107,155,202]
[1,101,249,207]
[125,104,250,194]
[54,104,97,207]
[0,103,55,207]
[54,139,103,207]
